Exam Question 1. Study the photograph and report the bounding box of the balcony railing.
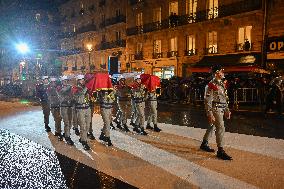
[126,0,262,36]
[76,24,97,34]
[235,42,254,52]
[205,46,218,55]
[60,48,84,56]
[167,51,178,58]
[97,39,126,50]
[134,52,143,60]
[184,49,197,56]
[152,52,163,59]
[105,15,126,27]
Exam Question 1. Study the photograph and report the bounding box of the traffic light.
[21,74,26,80]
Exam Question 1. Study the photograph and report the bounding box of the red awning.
[188,66,270,74]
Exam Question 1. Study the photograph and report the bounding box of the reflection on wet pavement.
[157,104,284,139]
[0,129,137,189]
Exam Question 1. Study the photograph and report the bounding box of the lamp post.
[16,43,30,80]
[86,43,93,72]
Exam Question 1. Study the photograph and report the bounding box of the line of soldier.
[36,74,162,151]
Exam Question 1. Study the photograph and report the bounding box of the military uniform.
[115,82,130,131]
[36,77,50,132]
[146,92,161,132]
[131,81,147,135]
[57,78,74,145]
[200,66,232,160]
[46,78,62,139]
[72,81,92,150]
[98,90,115,146]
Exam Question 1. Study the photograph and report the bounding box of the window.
[186,35,196,55]
[73,24,76,32]
[207,31,218,53]
[207,0,218,19]
[115,31,121,41]
[186,0,197,23]
[154,40,162,53]
[137,43,143,53]
[136,12,143,26]
[170,37,178,52]
[116,9,121,17]
[169,1,178,15]
[238,26,252,51]
[153,7,161,23]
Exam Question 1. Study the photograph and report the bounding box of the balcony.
[60,48,84,56]
[167,51,178,58]
[105,15,126,27]
[184,49,197,56]
[129,0,144,6]
[207,7,219,20]
[76,24,97,34]
[179,13,197,25]
[235,42,254,52]
[153,52,163,59]
[97,39,126,50]
[134,52,143,60]
[205,46,218,55]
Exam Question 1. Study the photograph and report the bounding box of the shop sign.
[267,37,284,52]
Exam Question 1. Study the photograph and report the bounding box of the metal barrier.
[191,88,204,104]
[233,88,260,109]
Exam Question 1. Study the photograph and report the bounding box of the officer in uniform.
[57,75,74,145]
[98,89,115,146]
[115,76,130,132]
[131,75,147,135]
[72,75,92,150]
[36,76,51,132]
[146,91,161,132]
[200,65,232,160]
[47,77,63,140]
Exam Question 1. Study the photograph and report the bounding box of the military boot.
[123,124,130,132]
[45,125,51,132]
[65,137,74,146]
[81,141,90,151]
[146,124,154,130]
[73,127,80,136]
[99,132,106,141]
[153,124,161,132]
[87,132,96,140]
[200,140,215,152]
[103,137,113,146]
[140,128,148,136]
[133,126,141,134]
[110,123,116,130]
[217,148,232,160]
[116,123,123,130]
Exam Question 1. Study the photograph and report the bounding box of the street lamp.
[86,43,93,72]
[16,43,30,54]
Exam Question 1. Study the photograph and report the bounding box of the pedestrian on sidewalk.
[200,65,232,160]
[46,77,63,140]
[36,76,51,132]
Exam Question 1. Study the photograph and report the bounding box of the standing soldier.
[200,65,232,160]
[47,77,63,140]
[72,75,92,150]
[131,75,147,135]
[36,76,51,132]
[115,76,130,132]
[146,91,161,132]
[98,89,115,146]
[57,75,74,146]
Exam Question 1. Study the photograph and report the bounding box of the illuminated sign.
[267,36,284,52]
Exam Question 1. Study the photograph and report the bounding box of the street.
[0,100,283,189]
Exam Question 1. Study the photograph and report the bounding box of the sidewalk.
[0,102,283,189]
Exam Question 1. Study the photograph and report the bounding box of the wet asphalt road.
[156,103,284,140]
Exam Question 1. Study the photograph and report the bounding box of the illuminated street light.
[86,43,93,72]
[16,43,29,54]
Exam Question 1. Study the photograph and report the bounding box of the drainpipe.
[261,0,268,69]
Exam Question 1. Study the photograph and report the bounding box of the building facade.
[59,0,127,75]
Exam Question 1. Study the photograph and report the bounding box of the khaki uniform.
[99,91,115,137]
[147,92,158,125]
[73,85,91,142]
[36,83,50,127]
[57,84,73,138]
[116,85,130,125]
[131,84,146,129]
[47,83,62,133]
[203,78,230,148]
[130,97,138,124]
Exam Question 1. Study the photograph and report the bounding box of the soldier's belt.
[213,101,226,104]
[60,105,72,108]
[50,105,60,109]
[214,105,227,109]
[100,105,113,109]
[75,106,90,109]
[118,97,129,101]
[134,98,144,103]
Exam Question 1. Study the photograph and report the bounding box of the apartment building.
[59,0,127,75]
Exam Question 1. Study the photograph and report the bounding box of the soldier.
[146,90,161,132]
[72,103,80,136]
[115,76,130,132]
[131,75,147,135]
[57,75,74,146]
[36,76,51,132]
[98,89,115,146]
[72,75,92,150]
[200,65,232,160]
[47,77,63,140]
